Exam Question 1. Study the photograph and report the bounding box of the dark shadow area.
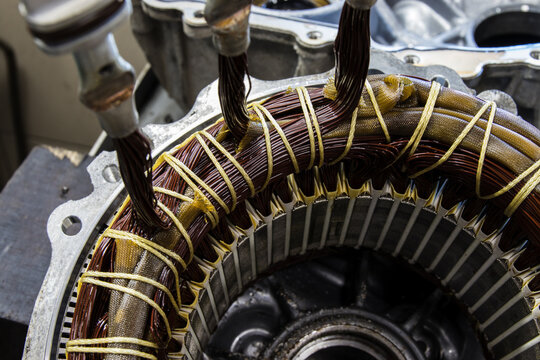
[0,318,27,359]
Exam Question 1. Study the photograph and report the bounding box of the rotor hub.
[263,308,425,360]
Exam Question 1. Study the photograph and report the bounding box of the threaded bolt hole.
[62,216,82,236]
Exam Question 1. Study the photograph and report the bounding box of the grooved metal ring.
[179,182,539,360]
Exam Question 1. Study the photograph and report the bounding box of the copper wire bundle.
[112,130,165,229]
[332,1,371,118]
[218,54,251,141]
[67,73,540,359]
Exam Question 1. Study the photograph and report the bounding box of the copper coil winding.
[68,74,540,360]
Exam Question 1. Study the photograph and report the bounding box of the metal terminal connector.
[73,34,139,138]
[204,0,252,57]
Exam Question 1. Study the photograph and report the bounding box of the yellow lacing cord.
[252,104,274,190]
[480,161,540,201]
[297,87,316,168]
[154,186,194,203]
[67,271,174,359]
[475,102,497,198]
[69,271,179,357]
[410,101,496,178]
[67,337,159,359]
[393,81,539,217]
[405,99,540,219]
[79,277,172,339]
[83,271,181,313]
[474,104,540,202]
[67,337,159,349]
[395,81,442,162]
[364,80,391,143]
[200,130,255,197]
[156,201,194,263]
[329,107,358,165]
[195,133,238,211]
[66,345,158,360]
[163,152,223,217]
[69,128,257,359]
[154,185,218,227]
[302,86,324,166]
[68,201,198,358]
[297,86,325,168]
[104,228,183,306]
[505,167,540,216]
[254,103,300,173]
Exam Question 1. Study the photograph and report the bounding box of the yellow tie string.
[200,130,255,197]
[252,104,274,190]
[330,108,358,165]
[364,80,391,142]
[254,103,300,173]
[195,133,238,212]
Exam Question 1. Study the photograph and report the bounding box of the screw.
[307,31,322,40]
[404,54,420,64]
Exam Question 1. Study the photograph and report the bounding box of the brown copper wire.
[69,83,540,359]
[218,54,251,141]
[112,130,165,230]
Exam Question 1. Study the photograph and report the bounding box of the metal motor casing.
[135,0,540,126]
[22,52,540,359]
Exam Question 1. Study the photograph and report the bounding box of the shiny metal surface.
[183,188,539,360]
[372,0,540,48]
[73,34,139,138]
[137,0,540,126]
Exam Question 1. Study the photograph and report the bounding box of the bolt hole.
[164,114,174,124]
[531,50,540,60]
[99,64,114,76]
[431,75,449,87]
[194,10,204,18]
[102,164,121,183]
[62,216,82,236]
[404,54,420,64]
[307,31,322,40]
